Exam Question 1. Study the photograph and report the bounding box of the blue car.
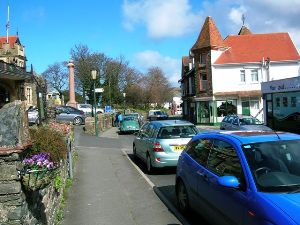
[176,130,300,225]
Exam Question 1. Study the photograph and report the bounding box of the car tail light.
[80,110,84,115]
[153,142,164,152]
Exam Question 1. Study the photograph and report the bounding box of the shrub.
[29,126,67,163]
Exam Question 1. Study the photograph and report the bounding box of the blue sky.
[0,0,299,86]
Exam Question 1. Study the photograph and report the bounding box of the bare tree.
[144,67,172,107]
[42,62,68,97]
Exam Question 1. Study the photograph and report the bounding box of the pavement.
[62,124,218,225]
[62,126,182,225]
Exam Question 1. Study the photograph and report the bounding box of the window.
[186,138,213,166]
[240,70,245,83]
[200,53,206,64]
[276,97,280,107]
[207,139,243,181]
[282,97,288,107]
[250,100,259,109]
[291,97,296,107]
[251,70,258,82]
[26,87,32,104]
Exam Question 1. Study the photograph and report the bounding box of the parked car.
[27,106,39,125]
[77,103,103,115]
[126,112,144,125]
[119,114,140,134]
[55,105,85,125]
[176,130,300,225]
[147,110,168,121]
[133,120,199,173]
[220,114,272,131]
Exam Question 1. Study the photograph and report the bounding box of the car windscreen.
[242,140,300,193]
[157,125,198,139]
[123,116,136,121]
[240,117,262,125]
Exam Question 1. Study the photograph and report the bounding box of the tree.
[144,67,172,107]
[70,44,108,104]
[42,62,68,99]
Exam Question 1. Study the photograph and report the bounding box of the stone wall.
[0,101,70,225]
[0,101,31,147]
[84,113,114,135]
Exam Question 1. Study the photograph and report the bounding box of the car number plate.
[174,145,185,151]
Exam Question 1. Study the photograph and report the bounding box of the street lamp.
[123,92,126,114]
[91,70,98,136]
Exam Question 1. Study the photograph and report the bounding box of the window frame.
[251,69,259,83]
[240,70,246,83]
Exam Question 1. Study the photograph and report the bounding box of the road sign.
[95,88,104,93]
[105,105,112,112]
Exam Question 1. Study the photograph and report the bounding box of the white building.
[180,16,300,124]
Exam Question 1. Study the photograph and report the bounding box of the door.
[135,123,149,160]
[184,138,212,211]
[242,101,250,116]
[198,139,247,224]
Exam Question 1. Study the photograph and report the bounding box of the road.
[119,132,211,225]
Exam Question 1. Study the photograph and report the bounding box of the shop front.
[262,77,300,134]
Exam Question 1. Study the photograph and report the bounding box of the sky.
[0,0,299,87]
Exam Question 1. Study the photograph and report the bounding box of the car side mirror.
[217,176,240,189]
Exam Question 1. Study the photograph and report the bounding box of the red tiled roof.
[191,16,225,51]
[238,26,252,35]
[182,56,189,67]
[215,33,300,64]
[0,36,19,48]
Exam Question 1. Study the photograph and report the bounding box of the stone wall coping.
[0,142,32,155]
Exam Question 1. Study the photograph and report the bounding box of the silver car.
[133,120,199,173]
[27,106,39,125]
[55,106,85,125]
[220,114,272,131]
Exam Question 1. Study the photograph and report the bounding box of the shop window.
[276,97,280,107]
[250,100,259,109]
[283,97,288,107]
[291,97,296,107]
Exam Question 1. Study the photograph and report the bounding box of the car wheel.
[146,154,154,174]
[133,145,137,158]
[176,180,190,214]
[73,117,83,125]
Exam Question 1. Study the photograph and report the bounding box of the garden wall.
[0,101,70,225]
[84,113,114,135]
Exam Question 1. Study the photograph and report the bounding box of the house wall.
[210,57,300,123]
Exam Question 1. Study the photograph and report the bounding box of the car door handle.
[197,171,208,180]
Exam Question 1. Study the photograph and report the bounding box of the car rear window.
[157,125,198,139]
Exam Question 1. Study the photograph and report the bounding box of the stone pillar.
[67,60,77,108]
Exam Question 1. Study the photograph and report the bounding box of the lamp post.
[91,70,98,136]
[123,92,126,114]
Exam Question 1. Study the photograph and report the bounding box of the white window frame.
[251,69,259,83]
[240,70,245,83]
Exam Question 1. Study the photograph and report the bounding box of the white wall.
[211,62,300,94]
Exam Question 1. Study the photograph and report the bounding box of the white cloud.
[122,0,202,39]
[229,6,246,26]
[134,50,181,86]
[196,0,300,51]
